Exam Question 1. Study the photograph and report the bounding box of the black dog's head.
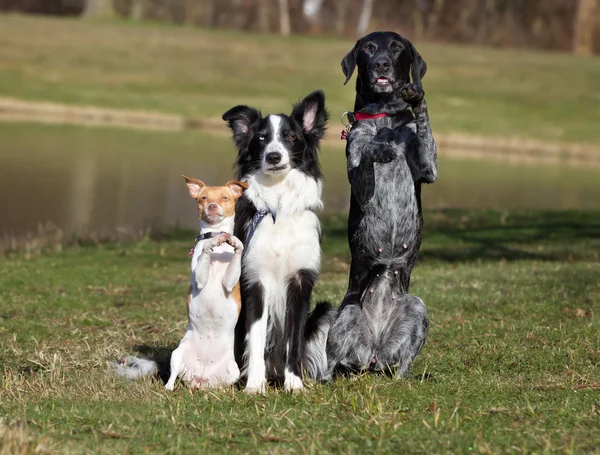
[342,31,426,100]
[222,90,328,180]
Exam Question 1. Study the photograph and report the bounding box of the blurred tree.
[356,0,374,36]
[304,0,324,32]
[257,0,270,32]
[279,0,291,35]
[83,0,114,17]
[334,0,350,35]
[573,0,598,54]
[130,0,144,20]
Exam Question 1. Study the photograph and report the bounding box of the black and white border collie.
[222,90,333,394]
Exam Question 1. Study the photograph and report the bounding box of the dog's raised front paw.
[373,127,397,144]
[225,235,243,252]
[400,83,424,106]
[370,144,397,163]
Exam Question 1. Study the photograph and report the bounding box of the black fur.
[223,91,333,391]
[326,32,437,379]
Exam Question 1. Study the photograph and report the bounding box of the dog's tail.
[303,301,337,380]
[110,356,159,380]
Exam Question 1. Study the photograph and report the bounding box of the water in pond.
[1,123,599,240]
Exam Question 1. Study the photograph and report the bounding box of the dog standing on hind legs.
[113,177,248,389]
[164,176,248,390]
[325,32,437,380]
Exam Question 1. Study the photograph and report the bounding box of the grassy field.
[1,15,600,145]
[1,210,599,454]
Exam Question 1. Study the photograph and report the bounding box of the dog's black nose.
[375,58,391,72]
[265,152,282,165]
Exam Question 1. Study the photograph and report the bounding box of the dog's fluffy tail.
[111,356,159,379]
[303,301,337,380]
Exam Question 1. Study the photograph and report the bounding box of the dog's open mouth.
[375,77,391,87]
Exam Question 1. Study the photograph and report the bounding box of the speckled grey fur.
[324,32,437,379]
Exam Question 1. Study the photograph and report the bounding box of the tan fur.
[182,175,248,224]
[231,282,242,315]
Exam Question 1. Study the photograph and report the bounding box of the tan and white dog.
[164,176,248,390]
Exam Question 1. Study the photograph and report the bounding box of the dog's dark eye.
[221,196,228,201]
[391,42,403,51]
[285,134,296,142]
[257,135,266,141]
[363,43,375,52]
[200,196,207,201]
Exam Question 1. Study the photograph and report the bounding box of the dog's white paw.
[244,378,266,395]
[284,371,303,393]
[164,382,175,391]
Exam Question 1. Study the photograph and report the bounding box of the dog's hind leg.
[165,345,185,391]
[324,301,373,380]
[283,270,317,392]
[374,294,429,378]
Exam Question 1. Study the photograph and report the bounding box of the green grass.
[1,15,600,144]
[1,210,599,454]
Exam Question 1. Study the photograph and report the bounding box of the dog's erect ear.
[182,175,206,199]
[222,105,262,151]
[291,90,329,141]
[407,40,427,86]
[225,180,248,199]
[341,40,361,85]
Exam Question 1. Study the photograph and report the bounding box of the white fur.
[244,311,268,394]
[263,115,291,172]
[165,216,242,390]
[241,167,323,394]
[284,368,303,392]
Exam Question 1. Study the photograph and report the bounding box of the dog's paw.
[373,127,397,144]
[400,83,424,105]
[215,233,230,246]
[284,372,304,393]
[370,144,397,163]
[244,382,266,395]
[225,235,243,252]
[164,382,175,391]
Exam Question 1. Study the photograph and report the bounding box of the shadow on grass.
[321,209,600,263]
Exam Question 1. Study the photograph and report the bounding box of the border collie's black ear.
[291,90,329,142]
[406,40,427,86]
[222,105,262,151]
[341,40,361,85]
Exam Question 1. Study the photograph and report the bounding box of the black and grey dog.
[325,32,437,379]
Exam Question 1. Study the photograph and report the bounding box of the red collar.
[353,112,389,121]
[341,111,389,140]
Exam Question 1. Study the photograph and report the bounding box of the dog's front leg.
[400,83,438,183]
[283,270,316,392]
[244,282,268,394]
[194,236,226,289]
[347,139,376,208]
[222,236,243,293]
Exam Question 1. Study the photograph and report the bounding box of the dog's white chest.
[243,211,321,283]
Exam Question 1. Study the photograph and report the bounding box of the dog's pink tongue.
[377,78,389,84]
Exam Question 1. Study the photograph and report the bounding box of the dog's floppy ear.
[225,180,248,199]
[291,90,329,142]
[341,40,361,85]
[182,174,205,199]
[407,40,427,86]
[222,105,262,151]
